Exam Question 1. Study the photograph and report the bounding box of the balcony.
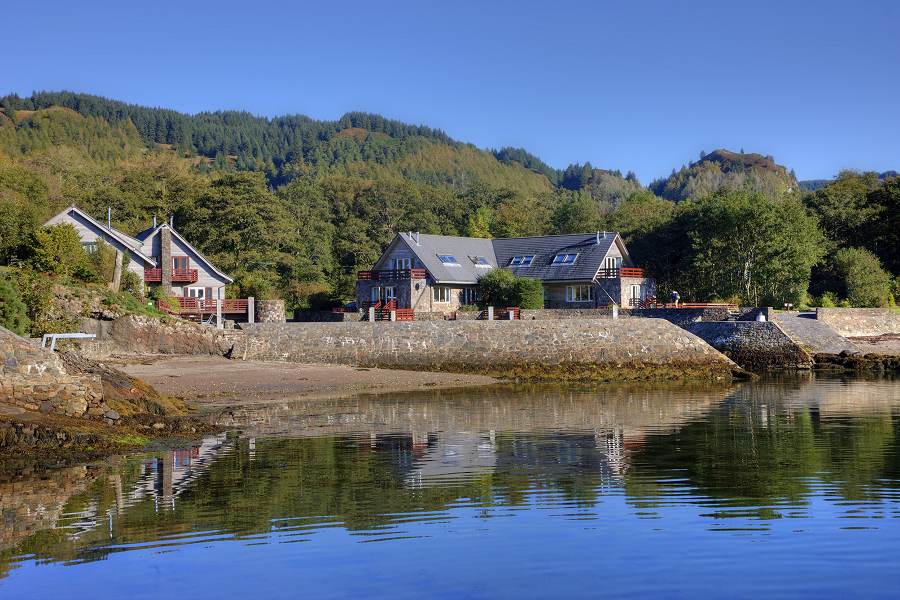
[357,268,427,281]
[156,297,249,315]
[597,267,646,279]
[144,268,199,283]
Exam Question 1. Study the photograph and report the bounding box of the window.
[437,254,459,266]
[384,286,397,302]
[81,242,98,254]
[370,287,382,302]
[173,256,190,271]
[462,288,480,305]
[433,286,452,303]
[566,285,594,303]
[604,256,617,270]
[509,255,535,267]
[392,257,412,270]
[552,253,579,266]
[187,287,205,299]
[470,256,492,268]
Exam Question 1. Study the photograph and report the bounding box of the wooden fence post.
[216,298,223,329]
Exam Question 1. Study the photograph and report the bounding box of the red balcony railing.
[357,268,427,281]
[156,297,249,315]
[144,268,199,283]
[597,267,646,279]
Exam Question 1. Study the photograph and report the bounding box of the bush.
[832,248,892,307]
[120,270,142,297]
[308,291,341,311]
[10,266,79,335]
[476,269,544,309]
[26,224,91,279]
[0,275,30,335]
[818,291,838,308]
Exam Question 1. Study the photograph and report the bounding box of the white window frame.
[437,254,460,266]
[552,253,579,266]
[187,287,206,299]
[565,285,594,303]
[370,286,382,303]
[470,256,492,268]
[509,255,535,267]
[433,286,452,303]
[393,257,412,270]
[630,284,642,300]
[604,256,617,270]
[384,286,397,302]
[81,241,98,254]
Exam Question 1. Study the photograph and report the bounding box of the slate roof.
[44,206,156,265]
[493,232,617,282]
[396,231,623,284]
[398,232,497,284]
[138,224,234,283]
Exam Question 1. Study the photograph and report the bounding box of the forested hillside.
[0,91,897,331]
[650,149,799,201]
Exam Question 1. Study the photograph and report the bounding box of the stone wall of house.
[685,321,812,371]
[815,308,900,337]
[79,315,230,357]
[0,326,106,419]
[226,319,739,381]
[255,299,286,323]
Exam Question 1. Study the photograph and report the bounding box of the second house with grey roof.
[357,231,655,314]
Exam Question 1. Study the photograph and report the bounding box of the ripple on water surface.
[1,376,899,598]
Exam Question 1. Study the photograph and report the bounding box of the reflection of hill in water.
[2,377,899,577]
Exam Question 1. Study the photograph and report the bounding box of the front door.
[630,284,642,307]
[384,286,397,305]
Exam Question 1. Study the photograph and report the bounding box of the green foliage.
[649,149,798,202]
[551,191,601,233]
[830,248,893,307]
[0,273,30,335]
[476,269,544,309]
[9,266,79,336]
[120,269,142,297]
[26,224,92,279]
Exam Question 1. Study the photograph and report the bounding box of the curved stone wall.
[0,326,105,418]
[686,321,812,371]
[232,319,740,381]
[256,299,286,323]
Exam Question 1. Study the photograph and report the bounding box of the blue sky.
[5,0,899,182]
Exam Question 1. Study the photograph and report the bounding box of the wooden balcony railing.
[597,267,646,279]
[358,268,427,281]
[144,268,199,283]
[156,297,249,315]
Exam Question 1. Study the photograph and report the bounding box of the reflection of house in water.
[128,434,231,510]
[498,430,629,485]
[404,432,498,488]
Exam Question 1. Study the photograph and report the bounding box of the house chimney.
[107,207,112,230]
[169,215,174,228]
[153,216,157,228]
[414,232,420,246]
[596,231,600,245]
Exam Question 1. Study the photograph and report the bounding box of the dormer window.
[437,254,460,266]
[552,253,578,265]
[470,256,492,268]
[509,255,535,267]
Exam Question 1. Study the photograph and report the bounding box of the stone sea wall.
[686,321,812,371]
[79,315,230,357]
[0,326,106,419]
[227,319,740,381]
[816,308,900,338]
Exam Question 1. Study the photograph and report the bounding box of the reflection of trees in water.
[628,378,900,509]
[2,378,899,575]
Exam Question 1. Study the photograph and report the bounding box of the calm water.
[2,376,900,599]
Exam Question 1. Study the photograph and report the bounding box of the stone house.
[44,206,233,300]
[356,231,655,314]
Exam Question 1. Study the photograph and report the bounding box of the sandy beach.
[120,356,499,407]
